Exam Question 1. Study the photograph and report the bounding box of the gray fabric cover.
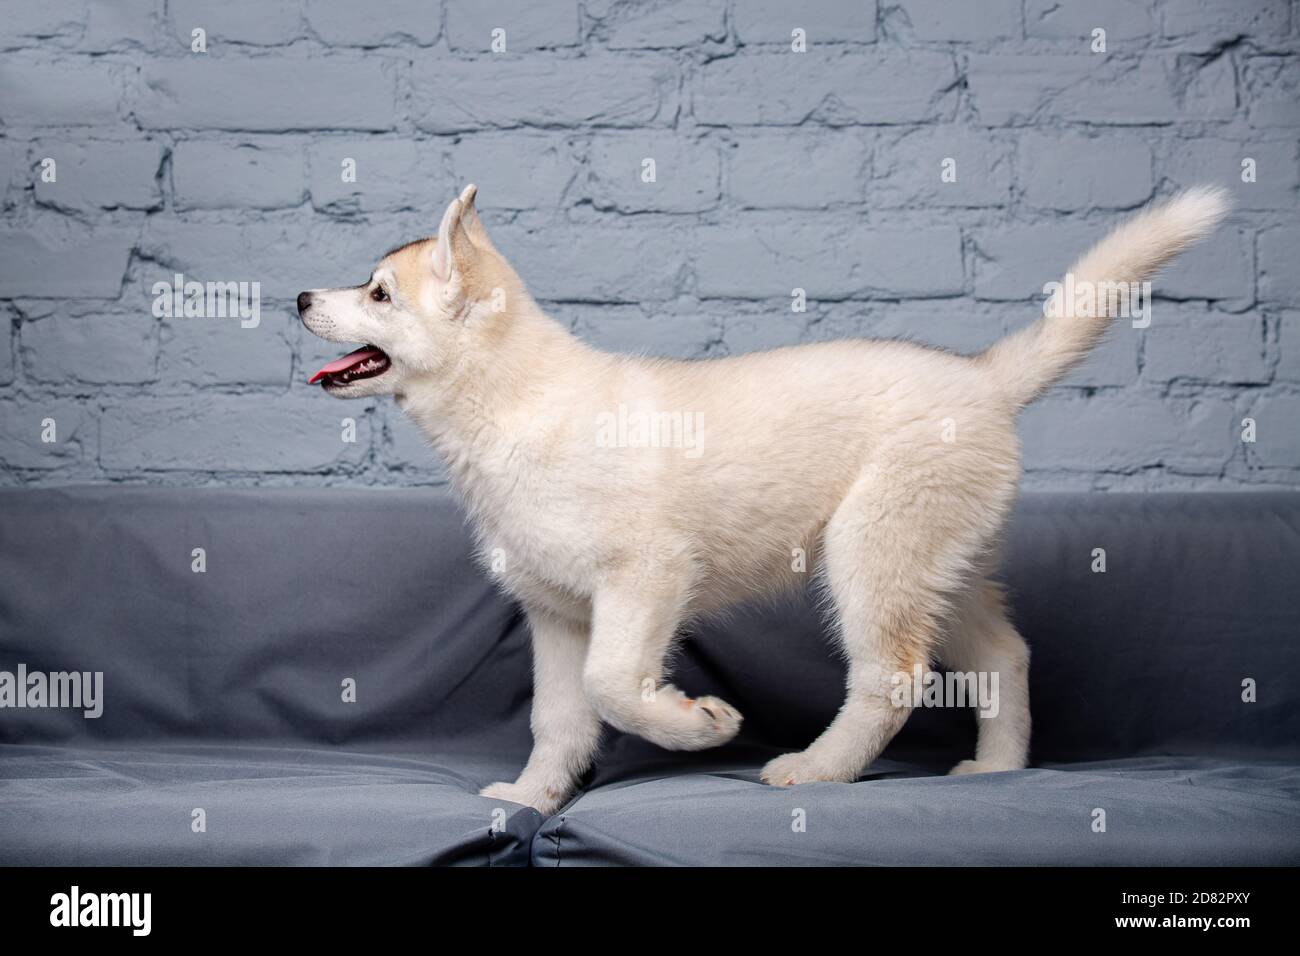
[1,487,1297,865]
[533,753,1300,866]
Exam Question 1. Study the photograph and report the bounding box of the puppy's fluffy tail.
[978,186,1229,408]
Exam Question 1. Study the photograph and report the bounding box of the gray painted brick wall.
[1,0,1297,490]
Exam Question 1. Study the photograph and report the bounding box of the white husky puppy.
[299,184,1227,814]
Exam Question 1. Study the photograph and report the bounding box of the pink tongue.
[309,346,384,384]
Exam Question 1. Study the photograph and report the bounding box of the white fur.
[300,185,1228,814]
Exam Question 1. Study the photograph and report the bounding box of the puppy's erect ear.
[431,193,471,282]
[456,183,498,253]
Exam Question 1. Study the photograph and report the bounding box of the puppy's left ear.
[456,183,498,253]
[431,193,473,283]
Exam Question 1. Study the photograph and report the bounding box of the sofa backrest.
[2,487,1297,761]
[0,487,531,754]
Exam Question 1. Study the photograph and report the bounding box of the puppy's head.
[298,184,509,398]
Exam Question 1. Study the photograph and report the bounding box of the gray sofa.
[1,487,1297,866]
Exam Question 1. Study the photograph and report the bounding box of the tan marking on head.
[382,238,435,306]
[375,191,521,313]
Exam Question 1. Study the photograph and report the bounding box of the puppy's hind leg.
[762,465,993,787]
[942,579,1031,775]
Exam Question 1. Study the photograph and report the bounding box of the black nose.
[296,291,313,314]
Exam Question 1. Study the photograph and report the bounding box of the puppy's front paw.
[666,691,743,749]
[760,751,857,787]
[479,780,569,815]
[691,694,743,744]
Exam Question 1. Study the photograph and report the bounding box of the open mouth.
[309,345,391,389]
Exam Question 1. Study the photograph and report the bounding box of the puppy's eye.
[370,286,389,303]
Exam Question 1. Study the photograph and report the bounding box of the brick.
[1277,311,1300,383]
[1243,393,1300,469]
[890,0,1020,42]
[1160,137,1300,211]
[1142,305,1268,384]
[1175,53,1238,122]
[967,54,1234,126]
[1258,227,1300,305]
[0,312,13,385]
[139,222,288,295]
[0,140,25,203]
[720,308,806,353]
[20,312,158,384]
[1060,323,1140,388]
[0,3,88,46]
[733,0,878,45]
[173,140,305,210]
[491,224,687,301]
[99,395,371,472]
[1021,393,1231,473]
[728,130,869,209]
[169,0,306,46]
[597,0,726,49]
[858,302,1006,354]
[33,140,164,211]
[694,221,963,299]
[0,58,123,126]
[139,219,398,301]
[413,56,677,132]
[134,56,398,131]
[1025,0,1155,42]
[972,223,1096,301]
[448,134,575,211]
[800,304,871,342]
[872,127,1011,208]
[160,313,294,387]
[308,139,447,214]
[445,0,579,51]
[1243,56,1299,128]
[0,399,93,469]
[1160,228,1254,302]
[1019,131,1153,211]
[1163,0,1291,48]
[0,228,133,298]
[83,0,160,51]
[967,55,1092,126]
[567,302,717,358]
[696,51,956,125]
[304,0,438,45]
[587,133,720,212]
[0,1,157,52]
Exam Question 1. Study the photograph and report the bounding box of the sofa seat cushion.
[0,743,538,866]
[532,753,1300,866]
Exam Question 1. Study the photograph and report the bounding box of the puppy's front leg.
[583,573,742,751]
[480,608,601,816]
